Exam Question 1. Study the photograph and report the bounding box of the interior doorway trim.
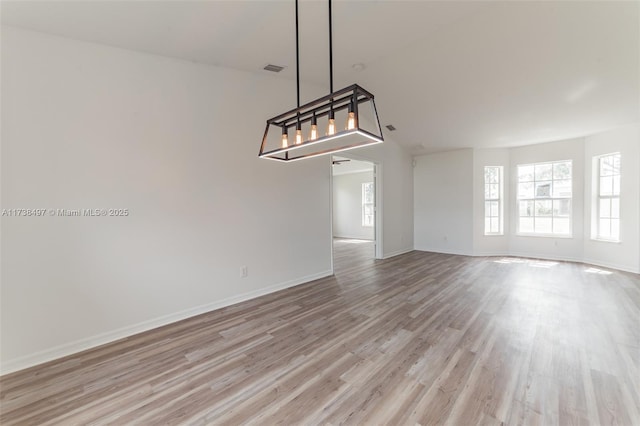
[329,153,383,274]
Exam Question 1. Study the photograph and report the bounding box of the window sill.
[516,233,573,239]
[483,233,504,237]
[590,238,621,244]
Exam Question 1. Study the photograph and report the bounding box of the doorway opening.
[331,155,382,273]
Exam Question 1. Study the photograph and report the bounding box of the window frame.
[361,182,374,228]
[484,166,504,236]
[516,159,573,237]
[594,152,621,242]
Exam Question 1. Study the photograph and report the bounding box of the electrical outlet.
[241,266,248,278]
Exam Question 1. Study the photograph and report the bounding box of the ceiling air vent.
[385,124,396,131]
[263,64,285,73]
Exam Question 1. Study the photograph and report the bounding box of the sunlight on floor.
[337,239,372,244]
[585,267,613,275]
[493,258,616,273]
[494,258,527,264]
[528,260,559,268]
[493,258,558,268]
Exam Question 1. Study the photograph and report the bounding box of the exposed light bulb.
[346,111,356,130]
[281,129,288,148]
[295,129,303,145]
[327,119,336,136]
[346,101,357,130]
[327,112,336,136]
[309,115,318,140]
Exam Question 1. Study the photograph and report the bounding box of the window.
[362,182,374,227]
[484,166,503,235]
[595,153,621,241]
[517,160,572,235]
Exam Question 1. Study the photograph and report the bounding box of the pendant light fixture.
[259,0,384,162]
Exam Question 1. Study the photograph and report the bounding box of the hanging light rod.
[258,0,384,162]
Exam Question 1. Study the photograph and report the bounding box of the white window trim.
[516,159,573,237]
[516,232,574,239]
[362,182,374,228]
[593,152,621,243]
[591,238,623,244]
[484,166,503,236]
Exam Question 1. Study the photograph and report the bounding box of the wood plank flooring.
[1,239,639,425]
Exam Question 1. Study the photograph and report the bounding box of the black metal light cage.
[259,84,384,162]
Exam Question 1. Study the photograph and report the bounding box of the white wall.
[332,171,375,240]
[416,128,640,273]
[1,27,416,373]
[340,137,414,259]
[583,124,640,272]
[414,149,474,255]
[0,27,337,373]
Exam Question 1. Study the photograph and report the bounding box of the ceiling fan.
[332,159,351,165]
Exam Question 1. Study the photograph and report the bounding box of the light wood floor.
[1,240,639,425]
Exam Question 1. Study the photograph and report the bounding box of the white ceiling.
[2,1,638,154]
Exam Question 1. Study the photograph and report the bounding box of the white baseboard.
[0,269,333,376]
[507,251,583,264]
[472,251,512,257]
[413,246,474,257]
[582,258,639,274]
[333,235,374,241]
[383,247,414,259]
